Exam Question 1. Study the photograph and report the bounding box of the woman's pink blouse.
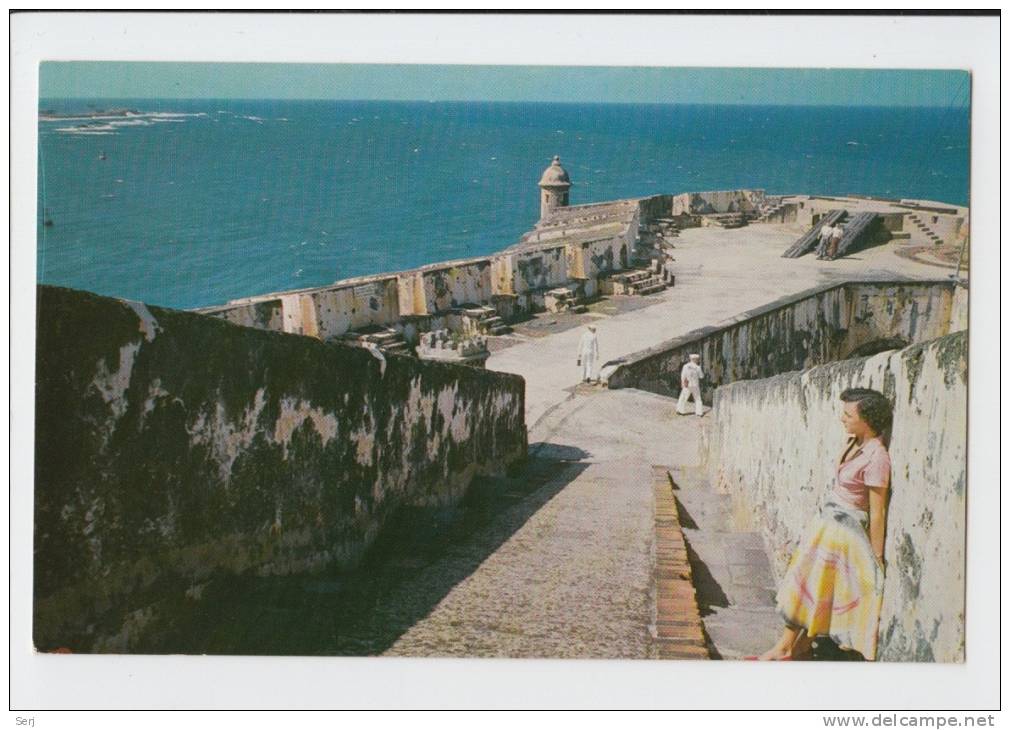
[833,437,891,511]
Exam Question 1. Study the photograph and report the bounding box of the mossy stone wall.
[34,285,526,652]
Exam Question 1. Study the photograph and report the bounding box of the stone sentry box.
[33,285,527,652]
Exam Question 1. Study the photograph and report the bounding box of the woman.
[754,387,893,661]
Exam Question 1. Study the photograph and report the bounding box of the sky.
[39,63,970,107]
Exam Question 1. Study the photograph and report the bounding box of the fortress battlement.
[195,158,968,360]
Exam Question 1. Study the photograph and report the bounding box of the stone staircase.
[641,217,681,242]
[608,269,666,296]
[701,212,748,229]
[754,198,789,223]
[667,466,782,659]
[652,467,711,659]
[544,286,586,314]
[906,212,944,245]
[344,326,412,356]
[459,304,512,336]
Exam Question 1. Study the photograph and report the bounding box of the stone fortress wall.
[604,279,968,399]
[704,331,967,662]
[34,285,526,652]
[196,181,968,352]
[32,158,972,658]
[197,197,640,344]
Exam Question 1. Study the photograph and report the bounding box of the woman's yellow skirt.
[776,499,885,660]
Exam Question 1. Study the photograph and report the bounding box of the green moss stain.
[33,285,526,652]
[934,331,968,388]
[901,344,927,405]
[896,531,922,602]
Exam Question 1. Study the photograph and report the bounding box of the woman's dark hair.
[840,388,893,442]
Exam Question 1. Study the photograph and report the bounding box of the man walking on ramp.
[677,353,705,416]
[577,324,600,383]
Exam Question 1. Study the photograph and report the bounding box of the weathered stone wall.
[704,331,967,662]
[303,277,402,338]
[572,231,634,281]
[402,257,495,315]
[34,285,527,652]
[637,194,674,222]
[605,280,963,399]
[200,274,402,340]
[950,282,969,331]
[198,195,645,333]
[671,189,767,216]
[200,297,284,332]
[509,244,570,294]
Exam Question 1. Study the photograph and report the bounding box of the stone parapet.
[604,279,964,398]
[33,285,525,652]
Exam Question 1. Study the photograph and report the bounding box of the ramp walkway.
[821,211,879,260]
[783,210,881,260]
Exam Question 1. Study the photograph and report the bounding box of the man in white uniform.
[827,223,845,258]
[817,221,834,257]
[577,325,600,383]
[677,353,705,416]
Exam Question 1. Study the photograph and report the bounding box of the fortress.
[33,157,969,661]
[196,156,969,365]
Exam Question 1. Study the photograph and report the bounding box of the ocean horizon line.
[37,97,969,111]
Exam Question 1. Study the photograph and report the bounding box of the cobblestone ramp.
[385,388,688,659]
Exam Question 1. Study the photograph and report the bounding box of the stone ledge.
[651,465,710,660]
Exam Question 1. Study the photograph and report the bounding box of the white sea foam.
[47,110,206,135]
[55,126,117,135]
[109,119,153,128]
[149,112,207,119]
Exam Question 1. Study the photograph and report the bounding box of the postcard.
[11,12,1000,714]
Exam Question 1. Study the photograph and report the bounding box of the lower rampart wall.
[605,280,964,399]
[198,197,648,337]
[34,285,527,652]
[704,332,967,662]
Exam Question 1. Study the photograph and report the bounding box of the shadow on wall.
[33,285,527,654]
[130,442,591,655]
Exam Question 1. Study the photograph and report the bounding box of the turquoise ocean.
[37,99,970,309]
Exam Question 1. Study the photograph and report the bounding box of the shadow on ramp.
[140,442,591,656]
[684,538,730,618]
